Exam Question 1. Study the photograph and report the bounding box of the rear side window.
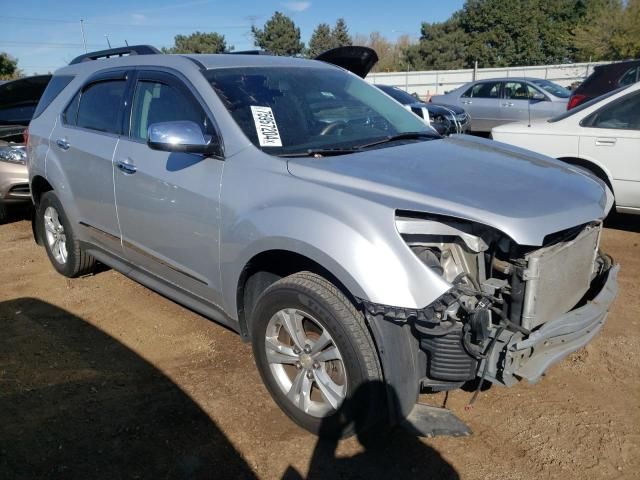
[69,79,126,134]
[32,75,74,119]
[462,81,502,99]
[619,66,639,87]
[582,90,640,130]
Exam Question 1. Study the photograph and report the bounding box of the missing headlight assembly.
[360,212,614,391]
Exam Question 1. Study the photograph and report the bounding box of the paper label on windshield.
[251,106,282,147]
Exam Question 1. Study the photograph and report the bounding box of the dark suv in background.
[568,59,640,110]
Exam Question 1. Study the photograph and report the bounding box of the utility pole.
[80,19,87,53]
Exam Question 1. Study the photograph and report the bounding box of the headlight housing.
[0,145,27,165]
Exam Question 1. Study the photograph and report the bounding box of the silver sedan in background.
[430,77,570,133]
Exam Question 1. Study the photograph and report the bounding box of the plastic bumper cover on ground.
[488,264,619,386]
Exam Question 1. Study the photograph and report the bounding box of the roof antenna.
[125,39,129,46]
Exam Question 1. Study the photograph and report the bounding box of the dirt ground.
[0,214,638,480]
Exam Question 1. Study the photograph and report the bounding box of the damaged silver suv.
[27,46,618,437]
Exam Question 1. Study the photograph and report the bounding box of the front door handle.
[501,102,514,107]
[56,138,70,150]
[595,137,617,146]
[116,159,137,174]
[461,100,472,105]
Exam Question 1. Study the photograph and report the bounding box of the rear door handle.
[595,137,617,146]
[56,138,70,150]
[501,102,514,107]
[116,159,137,174]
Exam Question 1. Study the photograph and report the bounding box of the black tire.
[251,271,385,438]
[38,191,96,277]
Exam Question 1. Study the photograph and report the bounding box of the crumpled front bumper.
[486,264,619,386]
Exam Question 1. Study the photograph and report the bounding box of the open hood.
[315,46,378,78]
[0,75,51,126]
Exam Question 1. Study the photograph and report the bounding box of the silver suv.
[27,46,618,437]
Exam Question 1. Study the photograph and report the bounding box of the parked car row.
[493,81,640,214]
[16,45,618,438]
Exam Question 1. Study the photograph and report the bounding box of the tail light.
[567,94,586,110]
[23,127,29,145]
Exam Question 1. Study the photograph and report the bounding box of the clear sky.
[2,0,465,75]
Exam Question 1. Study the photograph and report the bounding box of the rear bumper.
[0,161,30,202]
[486,264,619,386]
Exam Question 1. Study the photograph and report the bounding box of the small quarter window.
[33,75,74,119]
[129,80,209,141]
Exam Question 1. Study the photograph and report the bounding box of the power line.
[0,15,249,30]
[0,40,104,49]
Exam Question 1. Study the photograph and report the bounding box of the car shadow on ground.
[605,212,640,234]
[283,382,459,480]
[0,298,458,479]
[0,204,32,226]
[0,298,257,480]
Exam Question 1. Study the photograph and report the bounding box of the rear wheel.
[251,272,385,438]
[38,191,96,277]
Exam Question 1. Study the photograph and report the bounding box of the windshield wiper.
[277,131,439,158]
[354,131,440,150]
[278,147,360,158]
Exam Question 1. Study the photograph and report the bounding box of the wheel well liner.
[236,249,357,341]
[30,176,54,206]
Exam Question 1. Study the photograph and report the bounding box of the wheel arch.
[235,248,361,341]
[557,156,614,193]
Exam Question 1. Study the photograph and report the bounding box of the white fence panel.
[366,61,610,99]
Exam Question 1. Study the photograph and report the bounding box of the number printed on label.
[251,106,283,147]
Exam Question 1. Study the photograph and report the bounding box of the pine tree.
[252,12,305,56]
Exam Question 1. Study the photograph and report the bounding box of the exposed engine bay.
[362,212,613,392]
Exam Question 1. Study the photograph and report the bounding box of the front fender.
[220,205,451,319]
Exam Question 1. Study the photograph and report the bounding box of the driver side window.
[129,79,209,141]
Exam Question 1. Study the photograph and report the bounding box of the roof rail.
[69,45,161,65]
[225,50,273,55]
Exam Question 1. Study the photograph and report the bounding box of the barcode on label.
[251,106,283,147]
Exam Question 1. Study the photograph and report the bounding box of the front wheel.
[251,272,385,438]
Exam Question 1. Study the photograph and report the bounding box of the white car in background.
[492,82,640,215]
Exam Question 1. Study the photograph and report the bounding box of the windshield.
[376,85,419,105]
[548,85,630,123]
[531,79,570,98]
[205,67,431,155]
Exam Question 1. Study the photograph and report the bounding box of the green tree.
[574,0,640,60]
[404,14,469,70]
[252,11,304,55]
[332,18,352,47]
[308,23,334,57]
[404,0,603,69]
[162,31,232,54]
[0,52,20,80]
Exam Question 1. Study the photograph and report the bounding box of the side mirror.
[531,92,546,101]
[147,121,220,156]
